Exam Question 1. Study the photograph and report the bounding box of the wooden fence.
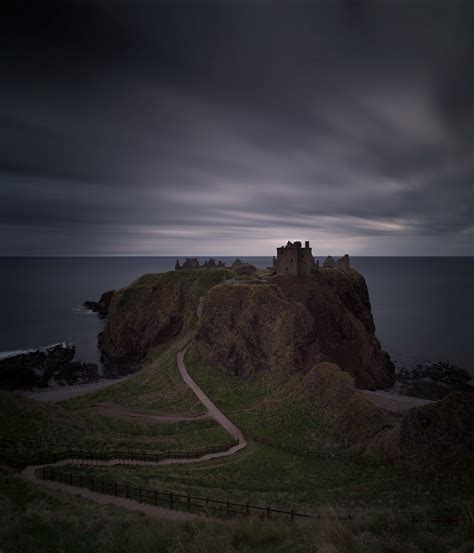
[0,437,239,468]
[40,467,464,525]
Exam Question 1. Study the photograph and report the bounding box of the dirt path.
[20,348,246,518]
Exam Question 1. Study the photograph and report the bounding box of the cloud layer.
[1,0,473,255]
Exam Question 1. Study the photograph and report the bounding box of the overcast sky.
[1,0,473,256]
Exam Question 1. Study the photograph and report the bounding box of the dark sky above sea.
[1,1,473,256]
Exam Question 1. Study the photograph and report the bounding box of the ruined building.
[274,240,314,276]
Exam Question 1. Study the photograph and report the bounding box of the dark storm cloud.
[1,0,473,255]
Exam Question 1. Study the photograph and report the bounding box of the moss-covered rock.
[100,269,232,369]
[271,269,394,389]
[196,283,313,376]
[101,266,394,389]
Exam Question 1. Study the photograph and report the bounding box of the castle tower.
[275,240,314,276]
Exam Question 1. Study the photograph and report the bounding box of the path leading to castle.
[21,348,247,520]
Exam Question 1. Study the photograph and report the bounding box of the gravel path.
[20,348,246,519]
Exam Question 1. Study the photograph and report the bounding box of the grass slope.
[1,466,473,553]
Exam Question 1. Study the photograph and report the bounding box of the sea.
[0,257,473,376]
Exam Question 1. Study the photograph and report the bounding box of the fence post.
[170,492,173,510]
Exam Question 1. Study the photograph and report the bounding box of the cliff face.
[100,269,230,369]
[101,266,394,389]
[196,284,314,376]
[271,269,394,389]
[196,269,393,389]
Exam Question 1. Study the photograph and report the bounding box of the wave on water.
[72,306,94,314]
[0,342,72,361]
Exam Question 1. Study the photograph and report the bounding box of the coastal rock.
[197,283,313,376]
[100,269,230,369]
[0,343,75,390]
[272,269,394,389]
[399,393,474,453]
[100,265,393,389]
[54,361,99,385]
[398,361,473,400]
[84,290,115,318]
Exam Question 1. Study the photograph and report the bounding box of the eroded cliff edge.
[100,266,394,389]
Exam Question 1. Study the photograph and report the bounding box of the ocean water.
[0,257,472,375]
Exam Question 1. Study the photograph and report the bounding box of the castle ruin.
[274,240,314,276]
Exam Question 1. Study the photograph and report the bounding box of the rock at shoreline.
[397,361,473,400]
[84,290,115,318]
[0,343,75,390]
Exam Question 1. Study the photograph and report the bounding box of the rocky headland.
[83,289,115,318]
[99,265,394,389]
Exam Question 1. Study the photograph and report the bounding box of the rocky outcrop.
[100,265,393,389]
[399,393,474,454]
[100,269,230,369]
[397,362,473,400]
[272,269,394,389]
[196,284,313,376]
[0,343,78,389]
[84,290,115,318]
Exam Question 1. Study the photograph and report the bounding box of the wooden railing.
[39,467,464,524]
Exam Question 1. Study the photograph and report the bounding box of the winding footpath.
[20,349,247,520]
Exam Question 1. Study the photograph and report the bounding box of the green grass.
[0,338,236,459]
[64,335,204,415]
[53,441,474,515]
[184,345,387,454]
[1,466,473,553]
[0,390,231,460]
[2,302,473,551]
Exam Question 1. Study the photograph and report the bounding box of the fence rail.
[0,438,239,467]
[39,467,464,525]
